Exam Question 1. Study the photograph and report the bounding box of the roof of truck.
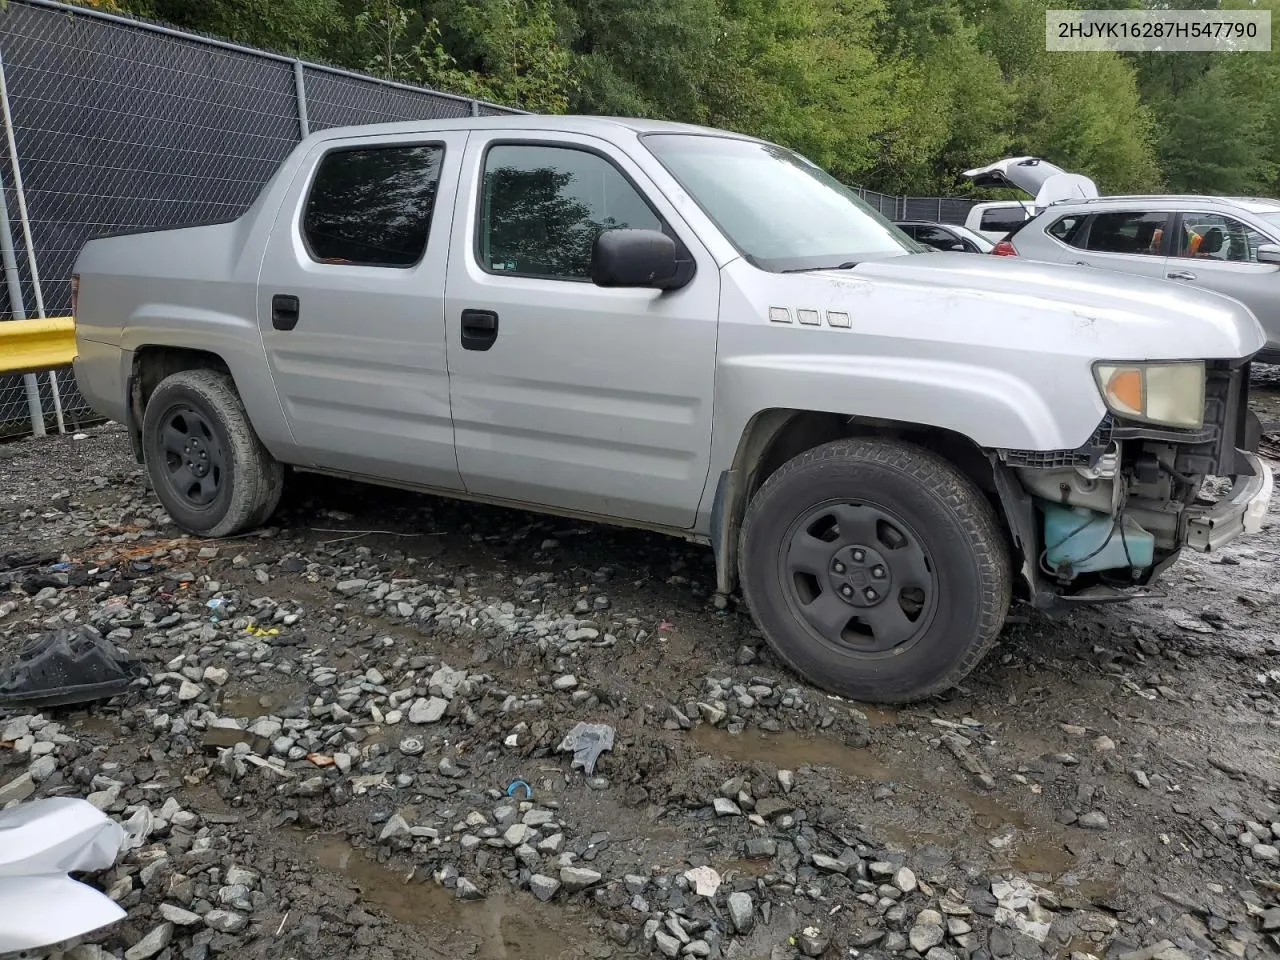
[305,114,763,143]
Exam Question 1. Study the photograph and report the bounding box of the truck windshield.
[642,133,921,272]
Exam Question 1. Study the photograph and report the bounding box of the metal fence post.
[0,183,43,436]
[293,60,310,138]
[470,99,480,117]
[0,43,62,432]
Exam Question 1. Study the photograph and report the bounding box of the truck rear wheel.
[141,369,284,538]
[738,438,1011,704]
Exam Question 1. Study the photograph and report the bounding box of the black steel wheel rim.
[779,500,938,655]
[158,404,225,508]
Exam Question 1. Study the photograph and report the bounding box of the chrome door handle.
[1167,270,1197,281]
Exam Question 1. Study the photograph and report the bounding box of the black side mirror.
[592,228,689,290]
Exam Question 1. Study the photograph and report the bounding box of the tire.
[141,368,285,538]
[738,438,1011,704]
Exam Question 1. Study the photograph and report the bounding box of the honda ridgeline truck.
[70,117,1274,703]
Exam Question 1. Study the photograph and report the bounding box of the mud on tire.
[141,369,285,538]
[738,437,1011,704]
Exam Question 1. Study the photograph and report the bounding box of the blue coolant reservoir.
[1043,502,1155,575]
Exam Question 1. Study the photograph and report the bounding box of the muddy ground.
[3,379,1280,960]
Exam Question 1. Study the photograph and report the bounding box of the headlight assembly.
[1092,360,1205,430]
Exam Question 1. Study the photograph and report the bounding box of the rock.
[125,923,174,960]
[203,910,248,934]
[1133,770,1151,789]
[1093,735,1115,751]
[778,770,795,794]
[1259,907,1280,932]
[910,911,945,953]
[0,773,35,805]
[203,667,229,687]
[504,823,531,847]
[654,931,682,958]
[713,797,742,817]
[160,905,202,926]
[560,866,602,892]
[894,866,917,893]
[683,865,721,897]
[177,680,203,702]
[530,874,561,902]
[1078,811,1110,830]
[1252,843,1280,862]
[926,950,959,960]
[456,877,483,900]
[337,579,368,596]
[812,853,848,873]
[947,918,972,936]
[728,892,755,934]
[797,927,830,957]
[553,674,578,691]
[28,754,57,783]
[409,697,448,724]
[745,838,777,858]
[379,814,412,841]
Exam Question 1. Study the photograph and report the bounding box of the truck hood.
[811,252,1266,360]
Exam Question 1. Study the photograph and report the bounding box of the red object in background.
[991,240,1017,256]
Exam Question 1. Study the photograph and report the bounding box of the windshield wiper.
[781,261,859,273]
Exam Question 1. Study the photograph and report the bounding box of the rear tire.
[738,438,1011,704]
[141,369,284,538]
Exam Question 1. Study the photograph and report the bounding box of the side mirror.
[592,228,688,289]
[1257,242,1280,265]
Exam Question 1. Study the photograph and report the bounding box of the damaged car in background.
[69,116,1273,704]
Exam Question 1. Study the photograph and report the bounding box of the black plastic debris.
[0,627,144,709]
[557,722,615,777]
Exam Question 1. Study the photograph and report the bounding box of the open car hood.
[962,156,1098,210]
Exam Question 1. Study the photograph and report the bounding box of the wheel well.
[716,408,1016,594]
[126,346,232,459]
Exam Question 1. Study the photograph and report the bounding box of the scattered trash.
[306,753,335,768]
[0,626,143,709]
[71,432,88,440]
[244,625,279,638]
[557,722,615,777]
[207,598,228,621]
[506,779,532,799]
[0,797,127,952]
[48,561,71,572]
[683,865,721,897]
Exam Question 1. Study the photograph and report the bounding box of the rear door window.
[1173,212,1270,262]
[1082,211,1169,257]
[303,144,445,267]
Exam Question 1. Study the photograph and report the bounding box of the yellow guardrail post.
[0,316,76,375]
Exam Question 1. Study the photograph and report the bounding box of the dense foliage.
[70,0,1280,198]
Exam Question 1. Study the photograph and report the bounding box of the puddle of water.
[69,714,123,735]
[689,726,893,781]
[688,726,1079,878]
[301,834,606,959]
[220,685,302,718]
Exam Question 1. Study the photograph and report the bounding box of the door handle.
[460,309,499,351]
[1167,270,1197,281]
[271,294,300,331]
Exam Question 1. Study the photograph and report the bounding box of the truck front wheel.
[739,438,1011,704]
[141,369,284,538]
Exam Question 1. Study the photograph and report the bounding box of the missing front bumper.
[1186,452,1273,552]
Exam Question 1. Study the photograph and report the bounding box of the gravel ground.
[3,390,1280,960]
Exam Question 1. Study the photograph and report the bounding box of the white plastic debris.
[0,796,127,952]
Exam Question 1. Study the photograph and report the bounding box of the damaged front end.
[993,359,1273,612]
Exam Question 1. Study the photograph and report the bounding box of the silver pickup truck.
[70,116,1273,703]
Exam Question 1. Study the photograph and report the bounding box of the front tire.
[738,438,1011,704]
[141,369,284,538]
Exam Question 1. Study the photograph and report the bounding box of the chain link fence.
[0,0,983,440]
[0,0,518,438]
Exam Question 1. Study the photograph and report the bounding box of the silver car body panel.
[72,116,1268,543]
